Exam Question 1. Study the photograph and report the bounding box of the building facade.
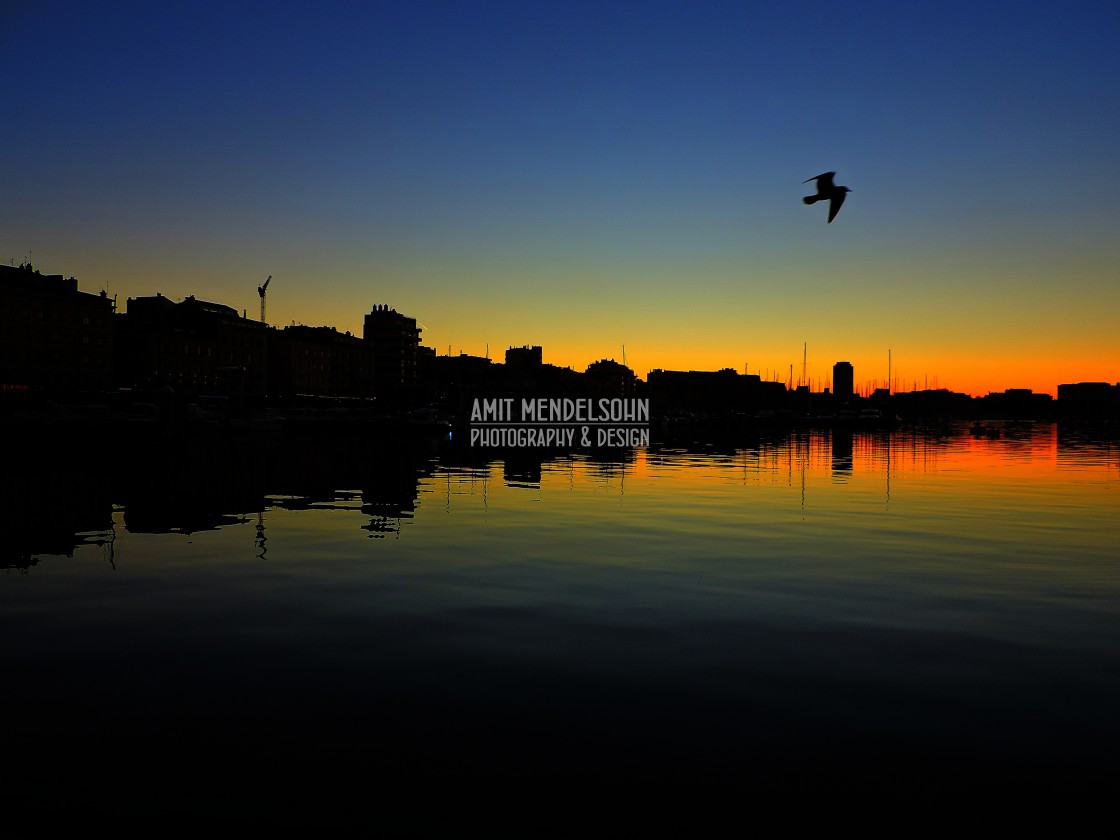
[268,325,373,399]
[116,293,267,405]
[0,263,114,394]
[833,361,854,402]
[363,305,422,408]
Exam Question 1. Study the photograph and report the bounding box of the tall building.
[363,305,421,407]
[833,361,854,401]
[0,263,114,393]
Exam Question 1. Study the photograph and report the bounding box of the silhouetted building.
[890,388,975,420]
[268,325,373,399]
[979,388,1053,419]
[417,345,437,404]
[363,305,421,408]
[833,361,854,402]
[585,358,638,400]
[530,362,585,399]
[0,263,114,393]
[869,388,891,409]
[431,352,496,417]
[648,368,780,415]
[1058,382,1120,419]
[116,293,267,405]
[506,345,543,369]
[793,383,812,414]
[499,346,584,402]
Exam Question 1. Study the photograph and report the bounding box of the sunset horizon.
[5,252,1112,399]
[4,1,1116,402]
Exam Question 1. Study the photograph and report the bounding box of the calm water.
[4,423,1119,828]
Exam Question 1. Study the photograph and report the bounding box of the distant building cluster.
[0,265,639,416]
[2,262,1117,420]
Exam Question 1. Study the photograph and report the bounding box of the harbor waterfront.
[3,422,1118,828]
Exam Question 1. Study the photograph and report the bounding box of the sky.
[3,0,1118,396]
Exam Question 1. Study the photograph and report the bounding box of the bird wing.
[803,171,835,188]
[827,190,847,223]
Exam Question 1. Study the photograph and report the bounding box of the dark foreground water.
[3,423,1118,831]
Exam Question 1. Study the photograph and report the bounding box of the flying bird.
[802,171,851,223]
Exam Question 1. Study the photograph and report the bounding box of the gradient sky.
[3,0,1118,395]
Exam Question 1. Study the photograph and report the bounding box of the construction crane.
[257,275,271,323]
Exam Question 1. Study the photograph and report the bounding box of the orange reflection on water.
[636,424,1095,483]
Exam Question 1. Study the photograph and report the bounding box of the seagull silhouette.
[802,171,851,223]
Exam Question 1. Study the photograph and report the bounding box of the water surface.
[4,423,1118,828]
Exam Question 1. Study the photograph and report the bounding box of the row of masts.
[745,345,938,395]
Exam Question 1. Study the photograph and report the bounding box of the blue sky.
[4,0,1118,393]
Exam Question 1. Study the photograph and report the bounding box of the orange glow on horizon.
[420,337,1115,399]
[26,259,1118,400]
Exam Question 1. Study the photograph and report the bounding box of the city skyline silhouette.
[3,259,1116,409]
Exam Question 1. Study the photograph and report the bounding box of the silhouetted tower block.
[363,304,421,408]
[833,361,854,401]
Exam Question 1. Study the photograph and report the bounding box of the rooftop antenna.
[257,275,271,323]
[622,345,626,368]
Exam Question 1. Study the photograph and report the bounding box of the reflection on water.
[9,424,1116,571]
[2,422,1118,827]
